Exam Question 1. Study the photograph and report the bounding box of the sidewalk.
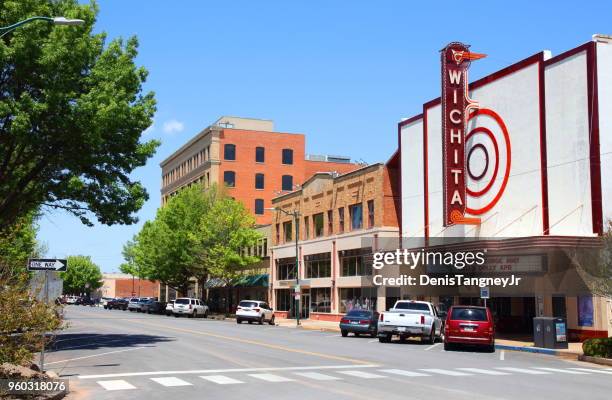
[275,318,584,357]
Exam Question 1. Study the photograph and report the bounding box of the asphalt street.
[47,306,612,400]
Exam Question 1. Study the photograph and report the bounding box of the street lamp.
[266,207,301,326]
[0,16,85,38]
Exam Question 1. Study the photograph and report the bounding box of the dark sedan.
[107,298,129,310]
[141,299,165,314]
[339,309,379,337]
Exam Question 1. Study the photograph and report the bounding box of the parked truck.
[377,300,444,344]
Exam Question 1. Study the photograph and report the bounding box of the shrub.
[582,337,612,358]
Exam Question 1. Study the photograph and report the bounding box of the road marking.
[420,369,472,376]
[424,343,441,351]
[294,372,342,381]
[569,368,612,375]
[338,370,386,379]
[379,369,430,377]
[249,373,294,382]
[78,364,379,379]
[367,339,378,343]
[46,347,145,365]
[200,375,244,384]
[497,367,551,375]
[533,367,590,374]
[150,377,192,387]
[96,380,136,391]
[500,350,505,361]
[456,368,510,375]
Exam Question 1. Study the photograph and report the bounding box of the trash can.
[533,317,568,349]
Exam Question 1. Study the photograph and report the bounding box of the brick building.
[160,116,361,225]
[269,160,401,321]
[98,273,160,299]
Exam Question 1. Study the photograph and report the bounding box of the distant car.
[108,298,129,310]
[64,296,78,305]
[444,306,495,352]
[173,298,208,318]
[236,300,275,325]
[141,299,165,314]
[100,297,114,309]
[127,298,142,312]
[165,300,175,316]
[340,309,379,337]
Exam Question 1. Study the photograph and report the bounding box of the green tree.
[60,255,102,295]
[0,0,158,231]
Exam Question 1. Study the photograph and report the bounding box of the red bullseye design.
[465,108,511,216]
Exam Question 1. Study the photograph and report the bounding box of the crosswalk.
[93,367,612,391]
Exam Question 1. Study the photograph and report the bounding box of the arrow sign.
[28,258,67,272]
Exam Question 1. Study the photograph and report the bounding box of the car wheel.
[258,316,264,325]
[237,319,242,324]
[268,315,275,325]
[341,330,348,337]
[426,328,435,344]
[203,310,208,318]
[192,310,197,318]
[378,334,391,343]
[174,314,179,318]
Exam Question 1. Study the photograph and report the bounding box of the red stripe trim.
[586,42,603,235]
[538,54,550,235]
[423,107,429,238]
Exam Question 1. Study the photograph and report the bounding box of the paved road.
[48,306,611,400]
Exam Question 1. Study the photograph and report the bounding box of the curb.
[578,355,612,366]
[494,344,580,359]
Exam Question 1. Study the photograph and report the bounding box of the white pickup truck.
[377,300,444,344]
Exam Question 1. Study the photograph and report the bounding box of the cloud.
[162,119,185,135]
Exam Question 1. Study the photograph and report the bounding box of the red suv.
[444,306,495,352]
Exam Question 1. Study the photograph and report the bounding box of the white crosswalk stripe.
[249,373,294,382]
[379,369,430,377]
[200,375,244,384]
[534,367,590,374]
[150,377,192,387]
[96,380,136,390]
[569,368,612,375]
[497,367,551,375]
[338,370,386,379]
[294,372,342,381]
[456,368,511,375]
[420,369,472,376]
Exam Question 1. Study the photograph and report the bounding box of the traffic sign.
[480,286,490,299]
[28,259,67,272]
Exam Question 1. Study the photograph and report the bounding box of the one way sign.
[28,259,67,272]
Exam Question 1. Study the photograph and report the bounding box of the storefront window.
[339,287,376,313]
[276,258,296,280]
[305,253,331,278]
[310,288,331,313]
[340,248,372,276]
[276,289,292,311]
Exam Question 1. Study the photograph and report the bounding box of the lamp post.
[266,207,301,326]
[1,16,85,38]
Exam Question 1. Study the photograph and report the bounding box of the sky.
[36,0,612,272]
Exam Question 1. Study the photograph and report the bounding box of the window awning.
[204,274,269,289]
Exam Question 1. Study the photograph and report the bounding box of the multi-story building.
[98,273,160,299]
[269,161,401,321]
[160,116,361,225]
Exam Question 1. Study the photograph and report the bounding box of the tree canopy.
[60,254,103,295]
[0,0,158,231]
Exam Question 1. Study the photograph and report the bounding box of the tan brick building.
[269,161,401,321]
[98,273,160,299]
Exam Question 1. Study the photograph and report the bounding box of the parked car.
[236,300,275,325]
[165,300,175,316]
[64,296,79,305]
[108,298,129,310]
[444,305,495,352]
[127,298,143,312]
[100,297,114,309]
[173,298,208,318]
[141,299,165,314]
[377,300,443,344]
[339,309,379,337]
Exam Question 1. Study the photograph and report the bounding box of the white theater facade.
[399,35,612,340]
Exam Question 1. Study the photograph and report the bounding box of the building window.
[256,147,265,163]
[350,203,363,230]
[282,175,293,191]
[255,173,265,190]
[276,289,292,311]
[313,213,324,237]
[339,287,377,313]
[327,210,333,235]
[304,253,331,279]
[255,199,264,215]
[276,258,296,280]
[340,248,372,277]
[311,287,331,313]
[282,148,294,165]
[223,171,235,187]
[283,221,293,242]
[367,200,374,229]
[304,216,310,240]
[338,207,345,232]
[275,223,280,244]
[224,144,236,160]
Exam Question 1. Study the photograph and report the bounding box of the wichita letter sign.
[441,42,485,226]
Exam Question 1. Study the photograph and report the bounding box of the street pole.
[0,16,84,38]
[40,269,49,372]
[294,211,300,326]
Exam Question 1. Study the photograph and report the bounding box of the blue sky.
[37,0,611,272]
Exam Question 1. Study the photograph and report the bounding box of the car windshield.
[451,308,488,321]
[394,302,430,311]
[175,298,190,305]
[346,310,371,318]
[239,301,258,308]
